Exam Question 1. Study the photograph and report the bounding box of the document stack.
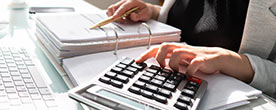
[35,13,181,64]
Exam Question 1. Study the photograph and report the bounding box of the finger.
[107,0,126,16]
[169,48,195,72]
[186,57,204,76]
[135,46,159,63]
[113,1,146,19]
[156,43,185,68]
[129,8,149,22]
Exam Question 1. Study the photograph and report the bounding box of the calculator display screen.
[97,90,153,110]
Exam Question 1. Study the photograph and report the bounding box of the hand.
[106,0,160,23]
[136,42,254,83]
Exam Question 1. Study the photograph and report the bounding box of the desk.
[1,0,276,110]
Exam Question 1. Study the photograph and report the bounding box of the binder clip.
[138,23,152,49]
[112,29,119,55]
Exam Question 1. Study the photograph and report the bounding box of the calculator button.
[158,89,172,98]
[138,75,151,83]
[187,81,200,88]
[120,57,135,65]
[174,102,189,110]
[189,77,202,84]
[150,79,163,87]
[128,86,140,95]
[154,75,166,81]
[133,81,145,88]
[146,68,158,74]
[184,84,198,92]
[110,80,123,88]
[121,70,135,78]
[153,94,167,104]
[115,74,129,83]
[111,67,123,73]
[178,95,192,105]
[99,76,111,84]
[131,62,147,71]
[181,89,195,98]
[145,84,159,93]
[163,82,176,91]
[104,72,117,78]
[162,68,172,74]
[116,63,127,68]
[158,71,170,78]
[126,66,138,74]
[143,72,155,78]
[141,90,153,99]
[166,79,180,85]
[149,65,161,70]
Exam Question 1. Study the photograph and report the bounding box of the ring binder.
[138,23,152,49]
[112,29,119,55]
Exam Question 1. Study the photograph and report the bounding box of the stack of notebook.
[35,13,181,64]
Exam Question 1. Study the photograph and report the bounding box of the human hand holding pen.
[106,0,161,23]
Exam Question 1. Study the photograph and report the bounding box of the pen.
[89,7,140,30]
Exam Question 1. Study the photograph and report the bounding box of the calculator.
[68,57,208,110]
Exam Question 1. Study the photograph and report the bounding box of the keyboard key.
[126,66,138,74]
[21,97,32,104]
[128,86,140,95]
[14,81,24,86]
[10,99,21,105]
[178,95,192,105]
[116,63,127,69]
[163,82,176,91]
[8,93,19,99]
[42,95,54,101]
[138,75,151,83]
[153,94,167,104]
[121,70,135,78]
[46,100,58,107]
[120,57,134,65]
[130,62,147,71]
[166,79,180,85]
[27,66,47,88]
[133,81,145,88]
[154,75,166,81]
[158,89,172,98]
[39,88,51,95]
[174,102,189,110]
[31,94,41,100]
[18,92,29,97]
[99,76,111,84]
[145,84,159,93]
[17,86,27,92]
[110,80,123,88]
[6,88,16,93]
[158,71,170,78]
[104,71,117,78]
[181,89,195,98]
[11,72,20,76]
[146,68,158,74]
[184,84,198,92]
[149,65,161,70]
[143,72,155,78]
[150,79,163,87]
[141,90,153,99]
[115,74,129,83]
[187,81,200,88]
[26,83,36,89]
[110,66,123,73]
[28,89,39,94]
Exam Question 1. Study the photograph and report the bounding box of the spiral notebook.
[35,13,181,64]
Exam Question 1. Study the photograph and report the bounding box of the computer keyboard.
[69,57,207,110]
[0,47,57,110]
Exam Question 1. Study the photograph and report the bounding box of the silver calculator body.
[68,57,208,110]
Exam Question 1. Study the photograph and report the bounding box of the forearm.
[219,50,254,83]
[146,3,160,20]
